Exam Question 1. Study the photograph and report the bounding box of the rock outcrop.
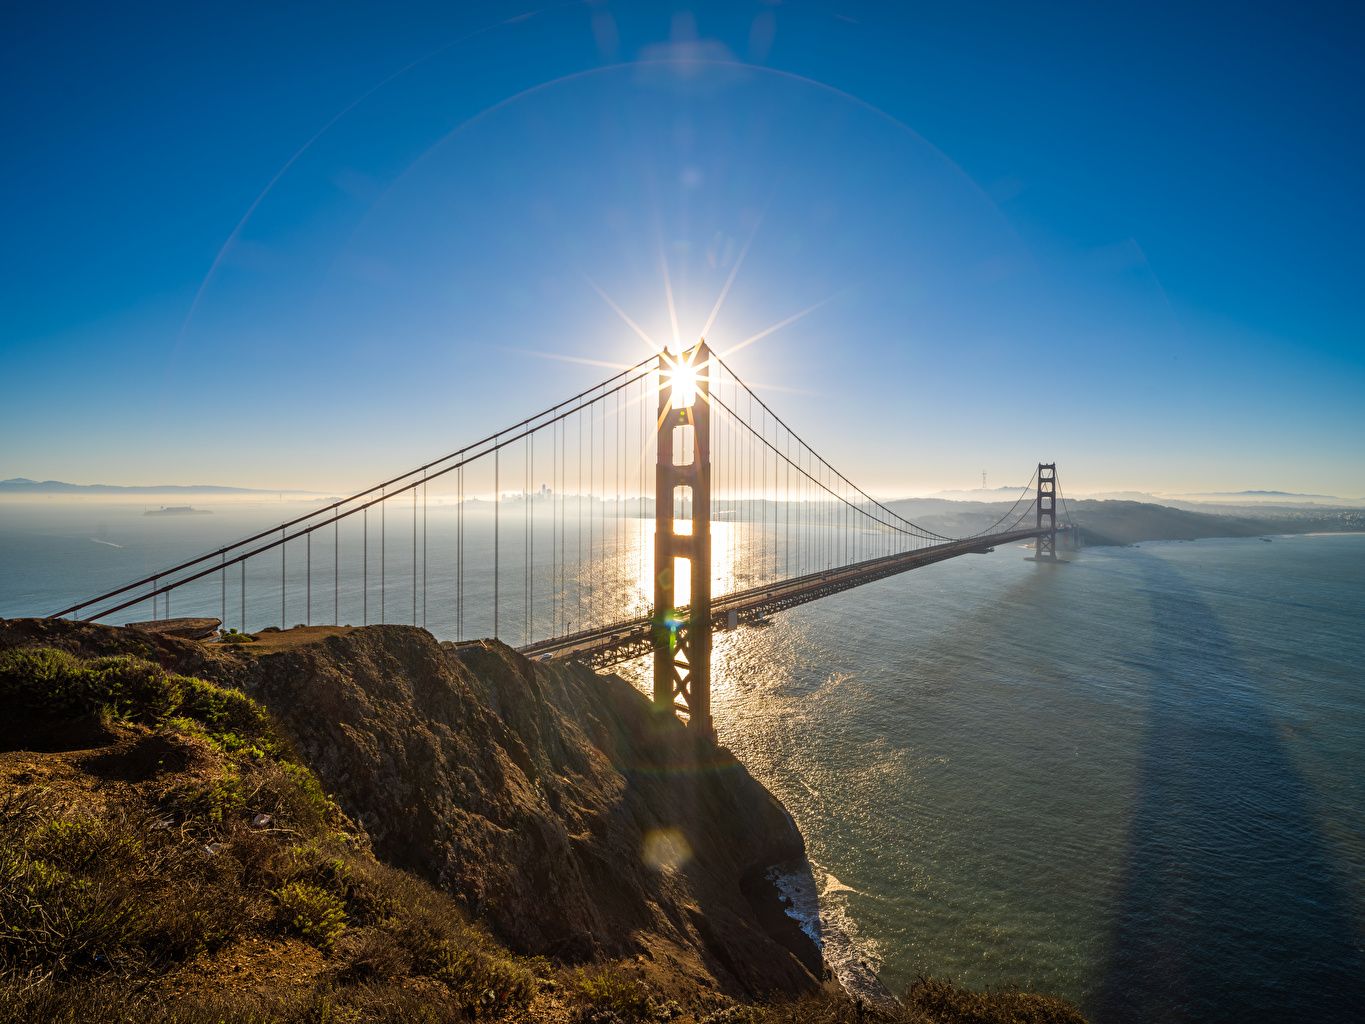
[242,628,821,996]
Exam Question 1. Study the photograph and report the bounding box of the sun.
[660,341,709,410]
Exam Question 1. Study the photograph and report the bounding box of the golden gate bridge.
[48,342,1075,738]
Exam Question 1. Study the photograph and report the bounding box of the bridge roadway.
[519,526,1052,668]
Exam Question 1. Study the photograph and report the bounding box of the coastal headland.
[0,616,1084,1023]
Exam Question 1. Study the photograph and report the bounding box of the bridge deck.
[519,527,1050,668]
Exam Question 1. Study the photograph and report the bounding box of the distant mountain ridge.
[925,485,1362,507]
[926,485,1032,502]
[0,478,311,495]
[1169,489,1345,500]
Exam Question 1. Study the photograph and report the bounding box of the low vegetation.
[0,647,542,1021]
[0,644,1083,1023]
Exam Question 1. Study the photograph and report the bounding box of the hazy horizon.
[3,476,1362,508]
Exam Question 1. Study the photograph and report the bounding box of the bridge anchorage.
[46,341,1074,741]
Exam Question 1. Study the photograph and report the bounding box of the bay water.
[2,500,1361,1021]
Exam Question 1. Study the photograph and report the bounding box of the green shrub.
[274,882,347,951]
[91,655,187,721]
[902,977,1087,1024]
[181,676,271,738]
[571,967,659,1022]
[29,816,139,869]
[433,939,538,1017]
[0,799,143,977]
[276,841,355,899]
[0,794,247,979]
[269,761,341,828]
[0,648,270,751]
[0,647,107,718]
[331,926,412,983]
[169,766,247,824]
[0,978,487,1024]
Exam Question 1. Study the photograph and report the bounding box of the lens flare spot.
[642,827,692,872]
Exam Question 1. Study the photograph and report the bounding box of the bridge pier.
[653,341,714,739]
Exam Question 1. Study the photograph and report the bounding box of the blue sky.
[2,1,1362,496]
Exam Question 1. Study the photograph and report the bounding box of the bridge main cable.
[51,356,658,622]
[707,391,940,544]
[712,355,1039,545]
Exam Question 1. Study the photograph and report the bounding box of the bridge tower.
[1036,462,1057,561]
[653,341,714,739]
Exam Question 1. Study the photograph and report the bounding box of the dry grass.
[0,647,544,1021]
[699,984,1085,1024]
[0,644,1085,1023]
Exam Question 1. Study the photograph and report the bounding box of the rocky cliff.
[238,626,822,996]
[0,618,821,1000]
[0,617,1086,1024]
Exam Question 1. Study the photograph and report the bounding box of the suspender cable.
[380,489,386,624]
[499,445,505,638]
[412,486,417,626]
[50,356,657,623]
[457,465,464,640]
[577,412,582,634]
[527,435,532,645]
[616,388,622,612]
[587,399,592,629]
[422,474,427,629]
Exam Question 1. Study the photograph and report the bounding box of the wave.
[769,862,888,1003]
[822,872,859,896]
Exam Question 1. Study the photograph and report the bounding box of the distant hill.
[1166,489,1358,506]
[1078,490,1166,503]
[1057,489,1360,508]
[887,495,1365,546]
[929,486,1363,511]
[0,478,312,495]
[927,485,1031,502]
[1173,489,1337,499]
[1064,499,1365,546]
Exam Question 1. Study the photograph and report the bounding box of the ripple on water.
[710,537,1365,1022]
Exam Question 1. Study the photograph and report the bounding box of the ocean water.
[2,501,1362,1021]
[657,533,1364,1023]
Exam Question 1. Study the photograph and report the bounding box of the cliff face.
[241,628,820,996]
[0,618,821,999]
[0,617,1091,1024]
